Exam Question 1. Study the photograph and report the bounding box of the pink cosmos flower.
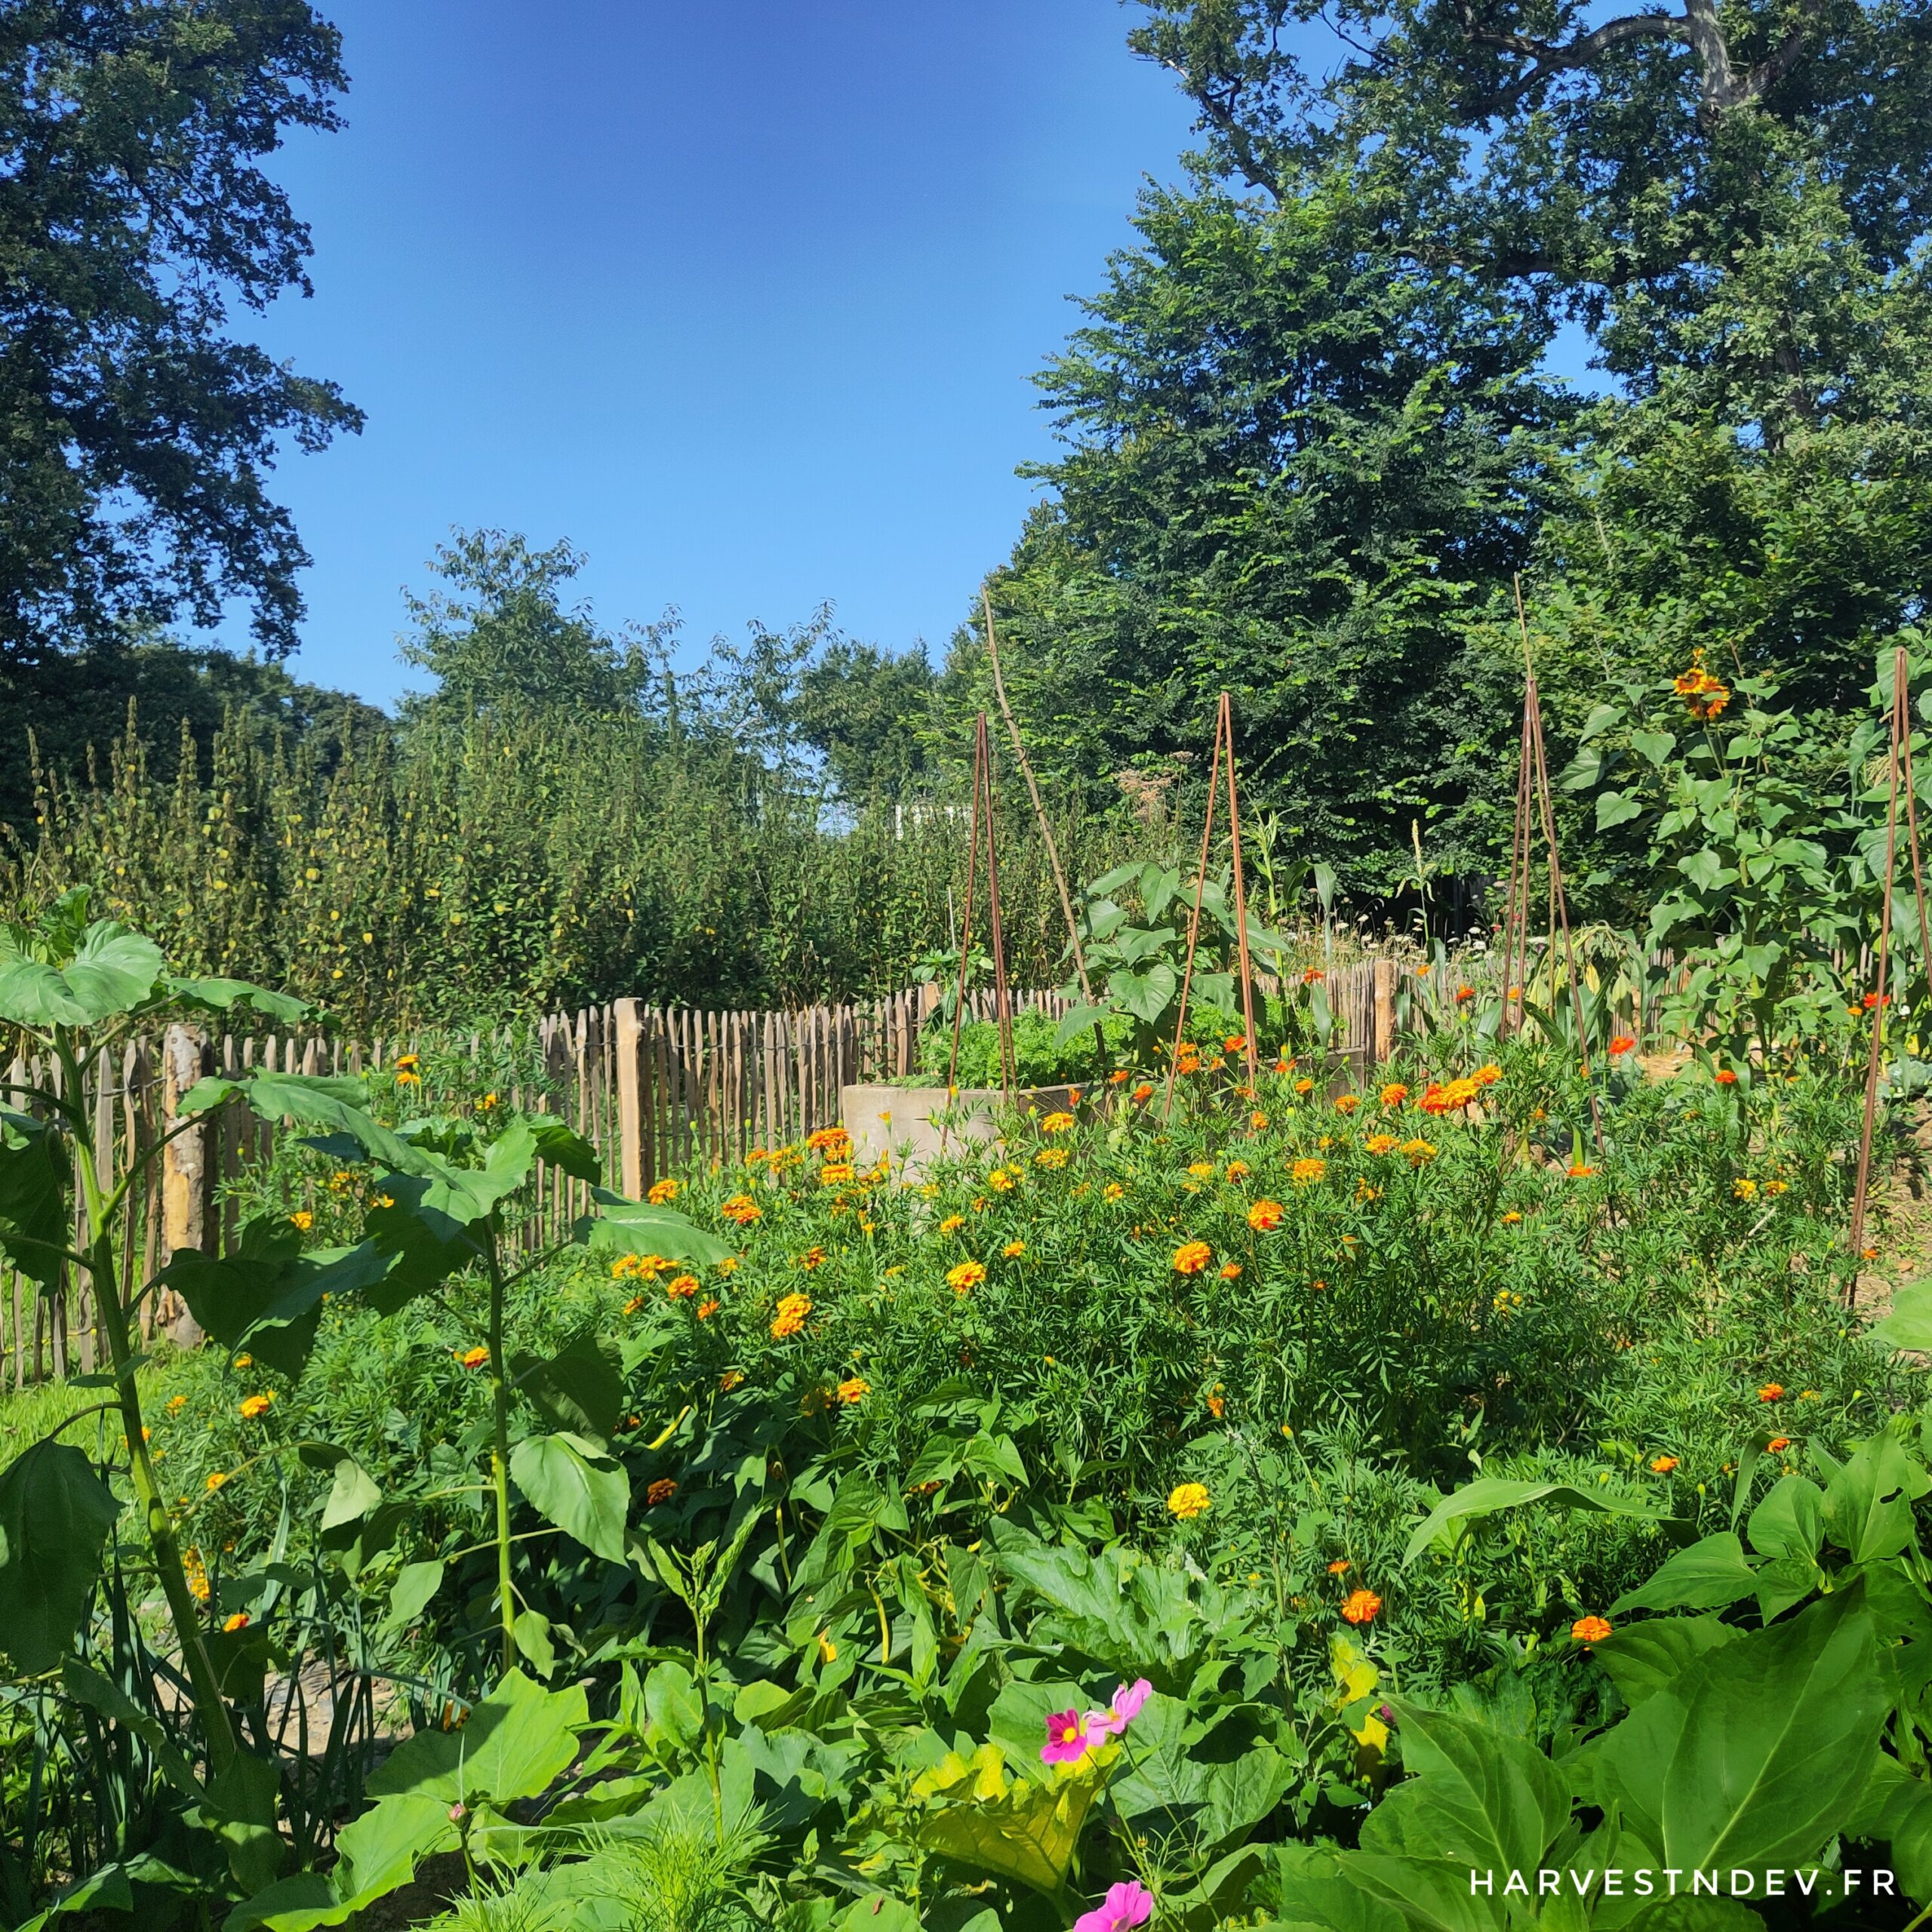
[1041,1709,1092,1764]
[1075,1881,1155,1932]
[1086,1677,1153,1738]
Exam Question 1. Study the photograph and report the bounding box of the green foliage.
[0,0,361,664]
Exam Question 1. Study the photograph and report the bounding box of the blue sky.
[238,1,1197,709]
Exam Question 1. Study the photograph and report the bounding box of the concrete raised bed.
[841,1082,1078,1177]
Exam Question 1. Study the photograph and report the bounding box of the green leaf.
[510,1431,630,1564]
[1678,848,1734,892]
[574,1190,733,1266]
[1363,1701,1567,1874]
[1404,1477,1677,1567]
[0,1442,122,1672]
[165,978,309,1026]
[524,1115,601,1183]
[1108,961,1178,1024]
[918,1759,1107,1895]
[1747,1475,1824,1564]
[1591,1617,1739,1708]
[1631,730,1677,768]
[1595,1588,1887,1872]
[1596,790,1644,830]
[1610,1532,1760,1616]
[1053,1002,1112,1050]
[1107,1694,1294,1850]
[385,1561,444,1630]
[0,1109,67,1287]
[367,1669,586,1805]
[318,1458,382,1534]
[511,1333,623,1442]
[0,921,163,1027]
[1823,1434,1930,1561]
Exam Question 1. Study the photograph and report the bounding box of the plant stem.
[485,1231,515,1675]
[60,1034,237,1778]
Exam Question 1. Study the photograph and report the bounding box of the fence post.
[1371,960,1398,1066]
[158,1023,210,1348]
[614,998,646,1201]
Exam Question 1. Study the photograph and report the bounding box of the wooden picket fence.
[1,964,1409,1388]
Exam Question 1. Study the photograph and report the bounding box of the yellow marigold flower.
[819,1162,856,1186]
[457,1346,489,1369]
[623,1296,644,1315]
[1501,1210,1523,1224]
[771,1292,813,1338]
[234,1353,252,1368]
[1172,1240,1213,1275]
[206,1471,229,1492]
[721,1194,762,1225]
[647,1177,679,1204]
[1399,1138,1438,1167]
[1733,1177,1758,1200]
[718,1256,740,1273]
[1764,1179,1789,1195]
[1207,1386,1225,1418]
[1035,1147,1069,1168]
[477,1091,499,1112]
[1247,1197,1284,1231]
[1103,1183,1124,1201]
[1291,1157,1327,1186]
[720,1369,745,1392]
[989,1167,1017,1192]
[837,1376,870,1404]
[1364,1133,1398,1155]
[1187,1161,1216,1180]
[167,1394,187,1414]
[185,1553,211,1603]
[1226,1159,1251,1181]
[940,1214,966,1233]
[1168,1481,1211,1519]
[946,1260,986,1294]
[223,1612,250,1633]
[1251,1110,1269,1130]
[1041,1111,1075,1134]
[665,1273,700,1300]
[647,1478,678,1506]
[288,1209,313,1232]
[393,1053,421,1086]
[1004,1241,1026,1257]
[239,1393,272,1420]
[1650,1454,1679,1473]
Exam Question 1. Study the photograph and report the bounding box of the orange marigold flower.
[647,1478,678,1506]
[989,1167,1017,1192]
[1767,1435,1792,1453]
[1380,1083,1409,1106]
[1649,1454,1679,1474]
[1501,1210,1523,1224]
[1004,1240,1026,1258]
[665,1273,700,1300]
[623,1295,645,1314]
[1172,1240,1213,1275]
[819,1162,856,1186]
[1715,1069,1738,1085]
[1364,1133,1398,1155]
[1302,968,1324,984]
[1758,1383,1785,1401]
[1250,1109,1269,1130]
[1608,1036,1636,1057]
[946,1260,986,1294]
[696,1298,720,1319]
[798,1245,826,1270]
[647,1177,680,1204]
[807,1125,851,1155]
[721,1194,762,1225]
[1294,1077,1315,1096]
[239,1393,273,1421]
[1455,985,1475,1003]
[223,1612,250,1633]
[394,1053,421,1086]
[1223,1034,1247,1053]
[1472,1064,1502,1086]
[1340,1589,1382,1625]
[457,1346,489,1370]
[1334,1094,1360,1115]
[1109,1068,1130,1084]
[1247,1197,1284,1232]
[1327,1558,1351,1575]
[1571,1615,1613,1644]
[1103,1183,1124,1201]
[1674,648,1730,721]
[1207,1386,1225,1417]
[1219,1261,1242,1279]
[1291,1157,1326,1186]
[1132,1081,1154,1103]
[771,1292,813,1338]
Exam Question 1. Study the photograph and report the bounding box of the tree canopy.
[0,0,360,665]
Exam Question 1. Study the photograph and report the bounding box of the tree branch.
[1457,3,1688,114]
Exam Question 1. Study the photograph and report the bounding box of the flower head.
[394,1054,421,1086]
[1340,1588,1382,1625]
[1609,1036,1635,1057]
[457,1346,489,1370]
[1172,1241,1213,1275]
[721,1193,762,1226]
[1675,649,1730,721]
[1168,1481,1211,1519]
[666,1273,700,1300]
[647,1177,680,1205]
[1365,1133,1398,1155]
[1041,1708,1092,1764]
[771,1293,813,1338]
[1041,1111,1075,1134]
[1380,1083,1408,1106]
[1247,1197,1284,1232]
[1291,1157,1327,1186]
[1399,1138,1438,1167]
[1758,1382,1785,1402]
[289,1209,313,1233]
[946,1260,986,1294]
[239,1393,273,1421]
[837,1376,869,1404]
[1571,1615,1613,1644]
[940,1214,965,1234]
[1086,1678,1152,1740]
[223,1612,251,1634]
[647,1478,678,1506]
[1767,1435,1792,1453]
[206,1471,229,1493]
[1650,1454,1679,1474]
[1715,1069,1738,1085]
